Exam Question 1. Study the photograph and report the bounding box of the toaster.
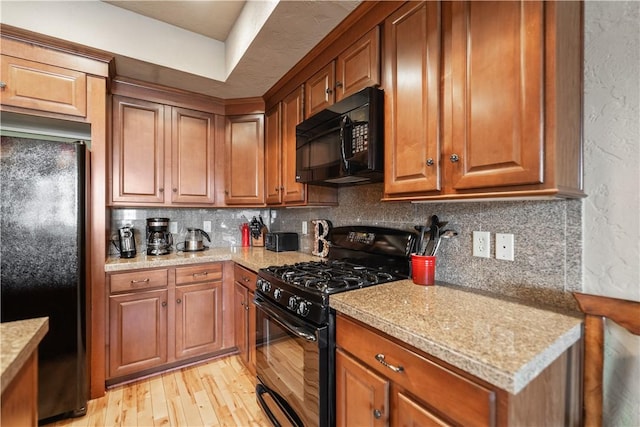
[265,232,299,252]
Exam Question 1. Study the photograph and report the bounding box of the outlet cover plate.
[473,231,491,258]
[496,233,515,261]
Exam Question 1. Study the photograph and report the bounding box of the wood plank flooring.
[45,355,269,427]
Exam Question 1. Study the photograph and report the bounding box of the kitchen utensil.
[181,228,210,251]
[432,229,458,256]
[113,226,137,258]
[146,218,172,255]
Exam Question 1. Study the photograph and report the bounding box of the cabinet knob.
[245,304,249,311]
[0,81,6,89]
[162,301,167,307]
[159,188,164,193]
[426,158,434,166]
[176,298,182,304]
[225,190,229,195]
[449,154,460,163]
[275,187,280,192]
[325,88,333,95]
[172,188,177,193]
[240,301,245,306]
[335,81,343,88]
[280,186,284,191]
[373,409,382,419]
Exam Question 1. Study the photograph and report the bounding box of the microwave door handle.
[339,116,350,171]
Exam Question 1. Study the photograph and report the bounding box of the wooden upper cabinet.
[335,26,380,102]
[305,62,335,119]
[447,1,543,190]
[281,86,307,204]
[111,94,217,206]
[224,114,265,205]
[0,55,87,117]
[112,96,166,204]
[305,27,381,118]
[384,0,584,200]
[265,104,283,205]
[171,107,216,204]
[384,1,441,196]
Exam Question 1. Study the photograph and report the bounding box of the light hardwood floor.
[45,355,269,427]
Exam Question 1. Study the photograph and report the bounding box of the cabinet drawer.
[1,55,87,117]
[175,263,222,285]
[110,269,168,293]
[337,315,496,427]
[234,263,257,291]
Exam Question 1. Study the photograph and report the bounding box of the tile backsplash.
[110,183,582,311]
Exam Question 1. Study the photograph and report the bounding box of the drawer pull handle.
[193,272,209,277]
[130,278,150,286]
[375,353,404,373]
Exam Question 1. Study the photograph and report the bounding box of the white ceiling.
[1,0,360,99]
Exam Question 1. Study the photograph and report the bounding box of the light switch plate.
[203,221,212,232]
[496,233,515,261]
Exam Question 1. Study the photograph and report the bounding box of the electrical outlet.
[169,221,178,234]
[473,231,491,258]
[302,221,308,235]
[495,233,515,261]
[203,220,212,233]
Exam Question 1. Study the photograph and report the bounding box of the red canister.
[240,223,250,247]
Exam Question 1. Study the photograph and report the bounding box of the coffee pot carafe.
[113,226,137,258]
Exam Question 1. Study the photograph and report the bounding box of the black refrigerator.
[1,136,88,422]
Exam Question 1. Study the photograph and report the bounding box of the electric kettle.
[181,228,211,252]
[114,226,137,258]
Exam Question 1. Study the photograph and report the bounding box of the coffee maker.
[115,226,137,258]
[146,217,173,255]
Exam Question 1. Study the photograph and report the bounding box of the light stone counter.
[330,280,583,395]
[1,317,48,394]
[105,247,321,273]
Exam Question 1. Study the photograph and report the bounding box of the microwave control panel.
[351,123,368,154]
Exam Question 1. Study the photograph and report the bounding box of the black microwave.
[295,86,384,186]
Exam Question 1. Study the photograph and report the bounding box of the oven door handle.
[255,299,317,342]
[256,383,304,427]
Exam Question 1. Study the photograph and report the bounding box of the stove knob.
[273,288,282,301]
[287,296,298,311]
[257,278,271,293]
[297,300,310,317]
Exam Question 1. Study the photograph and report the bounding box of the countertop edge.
[331,294,582,395]
[1,317,49,394]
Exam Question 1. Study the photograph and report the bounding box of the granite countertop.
[106,248,583,395]
[1,317,49,394]
[330,280,583,395]
[105,247,321,272]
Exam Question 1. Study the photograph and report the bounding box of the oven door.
[255,294,331,427]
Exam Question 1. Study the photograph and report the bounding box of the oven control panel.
[256,276,327,324]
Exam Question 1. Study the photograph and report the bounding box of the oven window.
[256,302,323,427]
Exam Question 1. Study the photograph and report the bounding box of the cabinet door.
[265,104,283,205]
[175,281,224,359]
[224,114,265,205]
[0,55,87,117]
[109,289,168,378]
[281,86,306,204]
[305,61,335,118]
[446,1,544,190]
[383,2,442,196]
[171,107,216,204]
[233,281,249,364]
[335,27,381,102]
[336,349,389,427]
[112,96,166,204]
[394,391,452,427]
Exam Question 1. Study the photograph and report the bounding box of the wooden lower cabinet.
[233,263,257,376]
[109,288,168,378]
[107,262,233,382]
[336,314,581,427]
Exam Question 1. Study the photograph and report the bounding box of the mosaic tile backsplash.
[111,183,582,311]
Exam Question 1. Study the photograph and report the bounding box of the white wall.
[583,2,640,425]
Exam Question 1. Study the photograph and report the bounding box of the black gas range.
[254,226,416,427]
